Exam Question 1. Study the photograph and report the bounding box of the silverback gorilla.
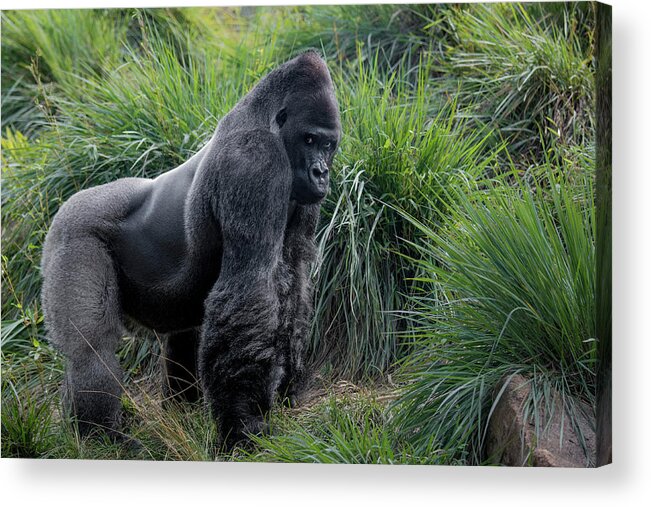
[40,51,341,449]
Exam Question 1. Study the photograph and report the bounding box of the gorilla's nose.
[309,163,329,198]
[311,164,328,179]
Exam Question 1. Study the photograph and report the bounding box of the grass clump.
[1,9,126,136]
[256,3,448,70]
[242,387,455,465]
[440,2,594,160]
[310,53,493,378]
[1,329,62,458]
[392,166,596,464]
[0,8,228,136]
[1,381,57,458]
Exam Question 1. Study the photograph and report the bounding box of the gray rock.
[485,374,596,467]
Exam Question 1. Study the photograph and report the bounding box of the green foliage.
[2,10,124,86]
[256,4,447,69]
[311,53,493,377]
[0,8,227,136]
[1,10,124,136]
[392,166,596,463]
[1,380,56,458]
[1,331,62,457]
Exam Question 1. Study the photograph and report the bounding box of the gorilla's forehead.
[289,91,340,130]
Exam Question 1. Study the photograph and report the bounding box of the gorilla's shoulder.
[208,129,288,170]
[219,128,283,150]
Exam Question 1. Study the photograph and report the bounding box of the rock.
[485,374,596,467]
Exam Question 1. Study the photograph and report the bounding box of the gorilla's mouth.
[292,171,329,204]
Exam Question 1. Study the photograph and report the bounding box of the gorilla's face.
[276,91,341,205]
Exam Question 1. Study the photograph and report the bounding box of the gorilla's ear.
[275,108,287,128]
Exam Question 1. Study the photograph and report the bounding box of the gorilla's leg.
[162,329,200,403]
[41,237,124,437]
[276,204,320,406]
[197,130,291,450]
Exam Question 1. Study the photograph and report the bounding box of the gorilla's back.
[43,159,222,334]
[41,177,149,272]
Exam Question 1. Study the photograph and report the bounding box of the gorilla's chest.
[113,223,222,333]
[116,256,221,333]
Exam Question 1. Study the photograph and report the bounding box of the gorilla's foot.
[109,431,145,457]
[219,415,269,452]
[280,393,299,409]
[242,415,269,437]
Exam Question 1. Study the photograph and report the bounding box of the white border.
[3,1,650,506]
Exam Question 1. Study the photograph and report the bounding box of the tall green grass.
[1,10,125,136]
[0,8,233,136]
[254,4,448,70]
[439,2,594,160]
[310,53,493,378]
[1,329,62,457]
[392,165,596,463]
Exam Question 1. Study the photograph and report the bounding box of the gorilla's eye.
[305,135,314,145]
[323,141,332,149]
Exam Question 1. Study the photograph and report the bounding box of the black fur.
[40,51,341,449]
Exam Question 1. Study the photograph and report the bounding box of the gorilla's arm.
[197,129,292,449]
[276,204,319,405]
